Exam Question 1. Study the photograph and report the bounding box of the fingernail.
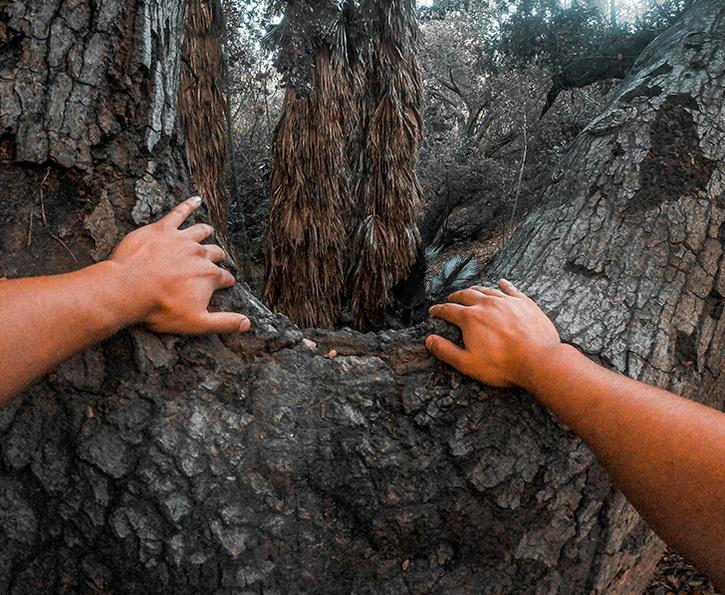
[239,316,250,331]
[191,196,202,205]
[425,336,433,349]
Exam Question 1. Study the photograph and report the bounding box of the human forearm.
[0,197,250,406]
[427,279,725,587]
[0,261,138,404]
[526,344,725,588]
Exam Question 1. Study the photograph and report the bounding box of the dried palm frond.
[266,0,344,94]
[348,0,423,328]
[180,0,235,260]
[263,0,424,329]
[263,51,353,327]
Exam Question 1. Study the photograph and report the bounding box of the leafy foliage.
[426,253,481,301]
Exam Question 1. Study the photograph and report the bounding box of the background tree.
[261,0,352,328]
[0,0,722,593]
[180,0,236,259]
[348,0,425,329]
[229,0,690,309]
[262,0,425,329]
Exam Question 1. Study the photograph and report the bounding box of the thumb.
[199,311,251,334]
[425,334,467,371]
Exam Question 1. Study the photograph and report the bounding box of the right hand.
[426,279,561,390]
[108,196,251,335]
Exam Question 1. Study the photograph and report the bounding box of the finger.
[425,334,467,370]
[212,266,236,289]
[448,288,486,306]
[429,303,468,327]
[199,311,251,334]
[498,278,525,297]
[203,244,227,264]
[470,286,505,298]
[160,196,202,229]
[184,223,215,242]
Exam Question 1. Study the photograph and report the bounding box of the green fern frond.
[427,254,480,300]
[425,244,443,264]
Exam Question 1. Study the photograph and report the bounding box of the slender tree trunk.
[0,1,723,594]
[348,0,424,328]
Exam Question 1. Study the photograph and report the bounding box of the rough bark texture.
[0,1,723,594]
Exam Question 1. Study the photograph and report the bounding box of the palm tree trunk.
[348,0,424,328]
[180,0,235,260]
[263,51,351,328]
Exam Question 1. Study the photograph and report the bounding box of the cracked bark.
[0,0,723,593]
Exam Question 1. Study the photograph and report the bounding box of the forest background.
[224,0,685,305]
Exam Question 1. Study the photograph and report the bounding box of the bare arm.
[0,196,250,406]
[426,279,725,589]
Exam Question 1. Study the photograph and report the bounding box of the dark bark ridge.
[0,1,723,594]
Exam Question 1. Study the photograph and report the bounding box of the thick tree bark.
[0,1,723,594]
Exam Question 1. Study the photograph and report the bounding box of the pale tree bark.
[0,1,723,594]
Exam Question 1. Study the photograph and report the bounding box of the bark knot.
[628,94,715,213]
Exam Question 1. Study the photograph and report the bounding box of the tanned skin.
[0,196,250,405]
[426,279,725,589]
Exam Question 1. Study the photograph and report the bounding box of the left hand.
[108,196,251,335]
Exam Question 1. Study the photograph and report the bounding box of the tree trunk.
[348,0,424,328]
[263,0,425,330]
[0,1,723,594]
[263,51,351,328]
